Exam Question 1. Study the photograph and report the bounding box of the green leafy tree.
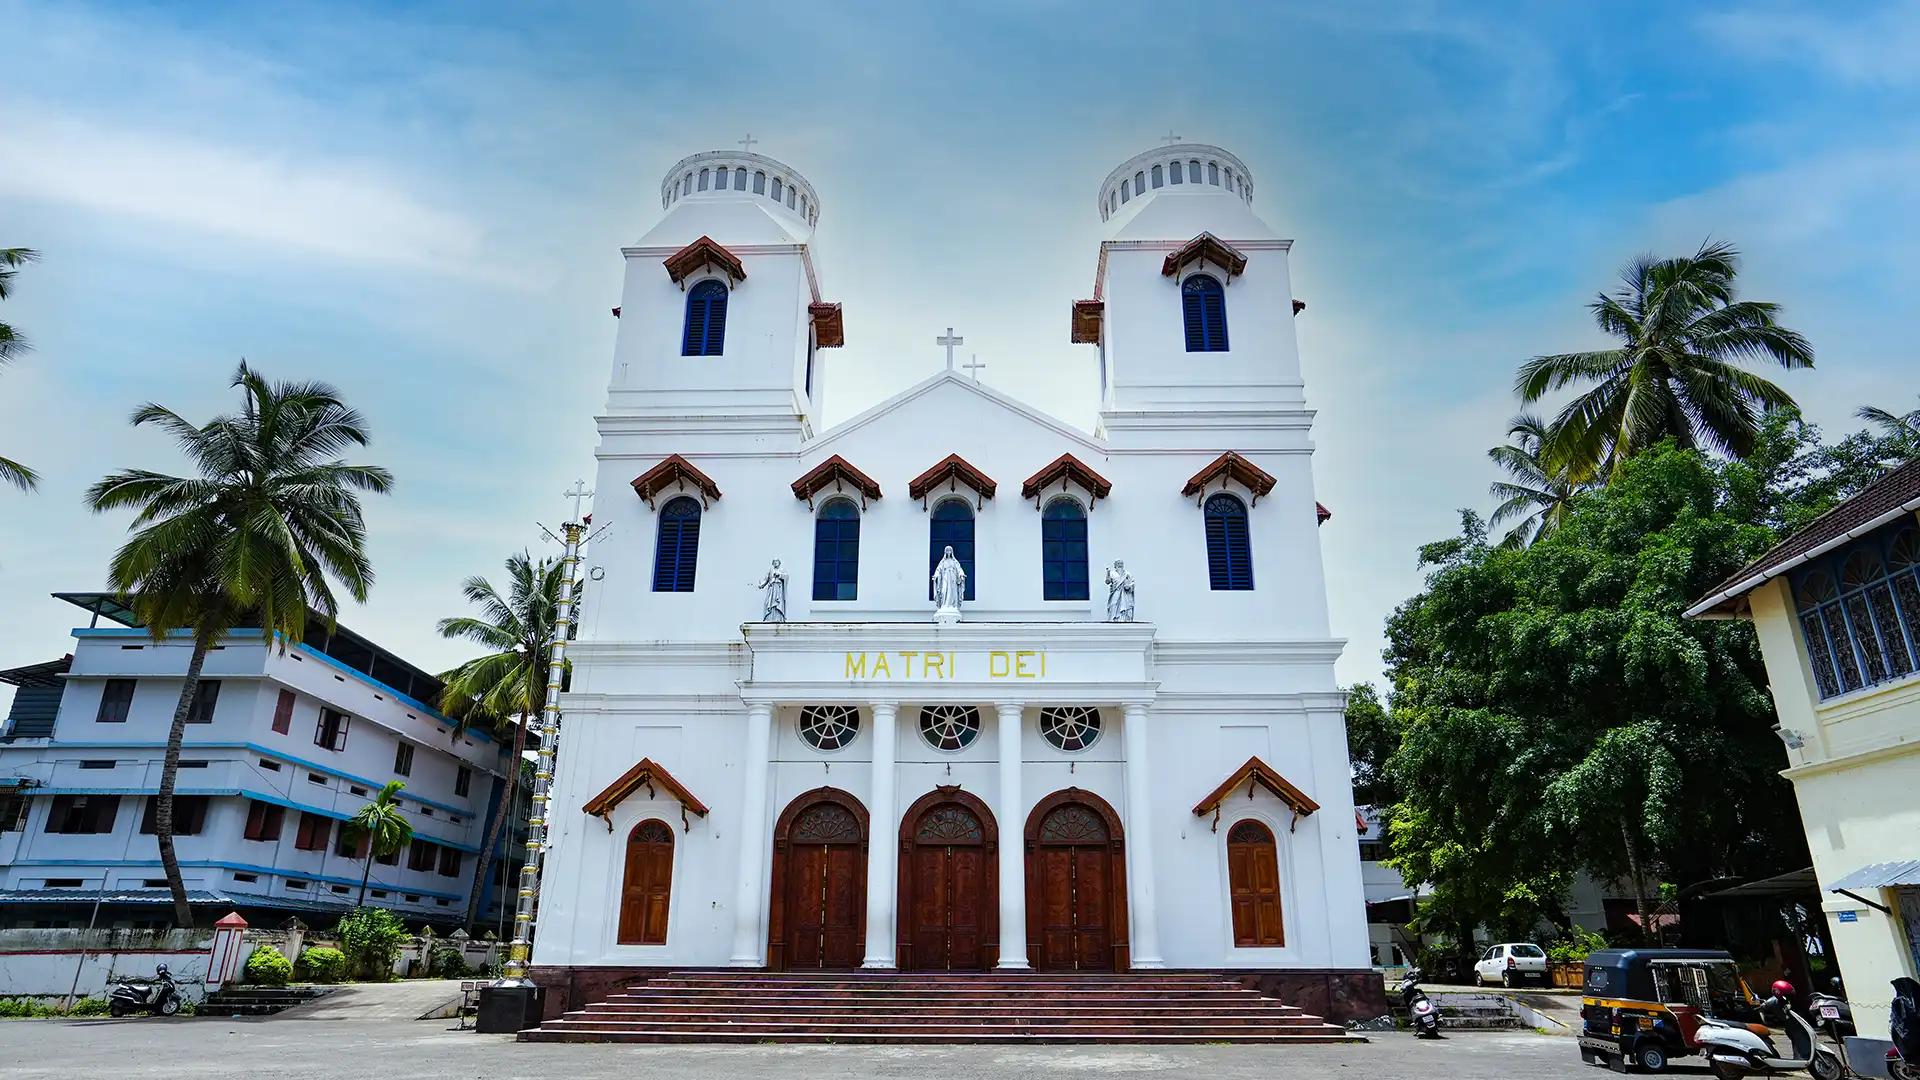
[1488,413,1583,547]
[1516,240,1812,481]
[335,906,410,981]
[85,363,393,926]
[1857,396,1920,458]
[1,247,42,491]
[345,780,414,907]
[436,551,568,930]
[1344,682,1398,809]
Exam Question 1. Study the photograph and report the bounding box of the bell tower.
[606,148,842,445]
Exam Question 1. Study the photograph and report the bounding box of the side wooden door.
[1227,820,1285,947]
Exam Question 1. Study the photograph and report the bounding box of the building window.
[242,800,284,842]
[798,705,860,752]
[336,825,368,859]
[929,498,976,601]
[697,167,710,191]
[140,795,208,836]
[1041,497,1089,601]
[437,846,462,877]
[1169,160,1183,184]
[716,166,729,188]
[1794,527,1920,699]
[394,742,413,776]
[653,496,702,592]
[919,704,981,752]
[314,708,350,751]
[1205,493,1254,591]
[1134,169,1146,194]
[812,498,861,600]
[294,812,331,852]
[734,168,748,191]
[96,679,136,723]
[271,689,295,734]
[1151,164,1164,188]
[681,279,728,356]
[1227,819,1284,946]
[0,793,28,831]
[1182,274,1228,352]
[1209,161,1220,185]
[187,680,220,724]
[753,170,767,194]
[771,177,783,202]
[408,840,437,872]
[1121,179,1131,203]
[376,842,400,866]
[1038,706,1101,752]
[1188,160,1202,183]
[787,187,797,209]
[618,819,674,945]
[454,766,472,798]
[46,795,119,835]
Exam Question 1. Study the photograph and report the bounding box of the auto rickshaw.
[1578,948,1767,1073]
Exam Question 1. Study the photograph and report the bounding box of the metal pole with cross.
[962,354,986,381]
[937,328,964,371]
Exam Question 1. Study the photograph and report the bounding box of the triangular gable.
[1193,756,1320,831]
[791,454,883,507]
[1021,453,1113,505]
[582,758,710,832]
[908,454,997,504]
[1182,451,1276,505]
[1162,232,1249,280]
[631,454,723,508]
[802,371,1105,460]
[662,235,746,285]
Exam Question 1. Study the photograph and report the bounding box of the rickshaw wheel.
[1637,1044,1669,1073]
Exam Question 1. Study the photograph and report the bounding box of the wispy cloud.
[1700,2,1920,85]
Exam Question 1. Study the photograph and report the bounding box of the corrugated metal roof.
[0,887,354,916]
[1827,860,1920,893]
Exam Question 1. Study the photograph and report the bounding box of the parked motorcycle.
[107,963,182,1017]
[1890,978,1920,1080]
[1696,980,1837,1079]
[1399,968,1443,1038]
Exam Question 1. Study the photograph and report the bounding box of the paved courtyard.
[0,1015,1634,1079]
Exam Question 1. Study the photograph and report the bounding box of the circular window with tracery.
[919,705,981,752]
[1038,706,1102,752]
[798,705,860,752]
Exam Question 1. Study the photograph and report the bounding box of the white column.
[728,701,775,966]
[996,702,1030,969]
[1122,702,1164,968]
[862,701,899,969]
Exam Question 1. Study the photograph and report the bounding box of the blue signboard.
[1838,911,1859,923]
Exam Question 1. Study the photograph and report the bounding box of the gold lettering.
[872,653,891,678]
[949,652,957,678]
[898,651,919,679]
[845,652,867,679]
[923,652,944,678]
[1040,651,1047,677]
[1015,650,1036,679]
[990,651,1011,678]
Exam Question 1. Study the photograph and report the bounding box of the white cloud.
[1701,3,1920,85]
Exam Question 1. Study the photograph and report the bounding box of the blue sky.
[3,0,1917,710]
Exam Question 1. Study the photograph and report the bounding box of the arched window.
[1151,164,1164,188]
[1794,528,1920,698]
[617,819,673,945]
[787,187,797,209]
[1042,497,1089,601]
[682,279,728,356]
[1188,160,1202,183]
[1208,161,1220,185]
[1120,179,1131,202]
[716,166,729,189]
[813,498,861,601]
[1226,820,1284,947]
[929,498,976,601]
[682,174,692,195]
[698,167,710,191]
[733,168,748,191]
[1169,160,1183,184]
[1204,493,1253,591]
[1182,274,1228,352]
[771,177,784,202]
[653,496,701,592]
[753,170,767,194]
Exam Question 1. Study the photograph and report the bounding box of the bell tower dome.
[607,147,841,446]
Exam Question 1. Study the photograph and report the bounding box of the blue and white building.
[0,593,523,930]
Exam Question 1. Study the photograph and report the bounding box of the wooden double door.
[898,787,998,971]
[1024,790,1129,971]
[768,788,868,970]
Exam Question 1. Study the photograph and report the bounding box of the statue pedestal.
[933,606,960,625]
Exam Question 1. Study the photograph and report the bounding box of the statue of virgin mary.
[931,545,966,624]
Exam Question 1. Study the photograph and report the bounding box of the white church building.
[529,141,1377,1018]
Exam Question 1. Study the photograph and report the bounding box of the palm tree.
[436,551,568,930]
[1858,396,1920,449]
[1488,413,1582,547]
[1,247,42,491]
[85,362,393,926]
[346,781,414,906]
[1515,239,1813,481]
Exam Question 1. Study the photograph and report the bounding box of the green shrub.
[1547,926,1611,964]
[295,945,348,984]
[64,996,111,1016]
[336,907,409,981]
[0,997,113,1018]
[428,944,470,979]
[244,947,293,987]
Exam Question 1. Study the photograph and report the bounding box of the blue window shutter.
[1182,275,1228,352]
[1205,494,1252,590]
[653,497,702,592]
[683,281,728,356]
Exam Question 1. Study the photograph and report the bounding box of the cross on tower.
[738,134,759,152]
[563,479,594,523]
[962,354,986,381]
[1160,130,1182,146]
[937,327,964,371]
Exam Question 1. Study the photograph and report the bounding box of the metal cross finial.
[937,327,964,371]
[1160,130,1182,146]
[738,134,759,152]
[962,354,986,381]
[563,479,594,523]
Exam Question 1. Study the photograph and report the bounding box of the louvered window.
[812,498,861,601]
[682,280,729,356]
[1183,274,1228,352]
[653,496,702,592]
[1205,493,1254,591]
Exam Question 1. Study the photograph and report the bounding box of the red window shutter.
[272,690,295,735]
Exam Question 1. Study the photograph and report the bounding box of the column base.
[996,959,1031,971]
[1129,957,1167,970]
[727,955,764,968]
[861,959,897,970]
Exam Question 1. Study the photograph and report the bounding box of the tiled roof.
[581,758,710,822]
[809,302,845,348]
[1182,451,1277,501]
[1020,453,1113,502]
[1161,232,1248,279]
[791,455,882,505]
[630,454,722,506]
[1070,300,1103,345]
[661,235,745,284]
[1192,756,1320,820]
[908,454,997,502]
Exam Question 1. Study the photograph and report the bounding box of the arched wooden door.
[617,819,674,945]
[1227,819,1285,947]
[768,788,868,970]
[898,786,998,971]
[1024,789,1129,971]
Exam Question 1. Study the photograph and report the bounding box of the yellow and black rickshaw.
[1578,948,1766,1073]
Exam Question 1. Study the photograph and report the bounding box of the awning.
[581,758,710,832]
[1701,867,1818,900]
[1827,861,1920,893]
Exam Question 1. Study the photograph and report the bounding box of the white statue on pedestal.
[1105,560,1136,623]
[755,559,787,623]
[931,546,966,624]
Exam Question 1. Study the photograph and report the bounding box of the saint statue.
[931,545,967,624]
[755,558,787,623]
[1105,560,1136,623]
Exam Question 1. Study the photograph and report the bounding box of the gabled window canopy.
[1316,502,1331,525]
[631,454,723,509]
[1193,755,1320,832]
[792,454,883,509]
[662,235,746,287]
[1162,232,1248,281]
[809,302,845,348]
[582,757,710,833]
[1021,453,1113,511]
[1070,299,1103,345]
[1182,451,1277,506]
[908,454,997,509]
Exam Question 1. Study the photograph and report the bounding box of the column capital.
[868,700,901,714]
[740,697,778,712]
[991,701,1025,715]
[1121,701,1151,718]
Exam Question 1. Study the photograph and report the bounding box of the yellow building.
[1688,456,1920,1039]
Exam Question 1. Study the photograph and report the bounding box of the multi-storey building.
[0,592,522,930]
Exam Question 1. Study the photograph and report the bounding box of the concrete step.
[520,1028,1358,1045]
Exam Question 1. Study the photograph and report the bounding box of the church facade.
[530,141,1374,1011]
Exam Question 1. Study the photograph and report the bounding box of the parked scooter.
[107,963,182,1017]
[1890,978,1920,1080]
[1806,979,1859,1080]
[1399,968,1443,1038]
[1696,980,1836,1079]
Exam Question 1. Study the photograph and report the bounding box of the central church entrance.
[767,787,868,970]
[897,786,998,971]
[1024,789,1129,971]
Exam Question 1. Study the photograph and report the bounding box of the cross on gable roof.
[662,235,747,285]
[791,454,883,507]
[630,454,723,508]
[581,758,710,833]
[908,454,997,505]
[1193,756,1321,831]
[1162,232,1249,280]
[1182,451,1277,505]
[1021,453,1113,506]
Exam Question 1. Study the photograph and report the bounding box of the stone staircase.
[198,985,335,1017]
[518,970,1360,1044]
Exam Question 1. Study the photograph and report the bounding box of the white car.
[1474,942,1548,987]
